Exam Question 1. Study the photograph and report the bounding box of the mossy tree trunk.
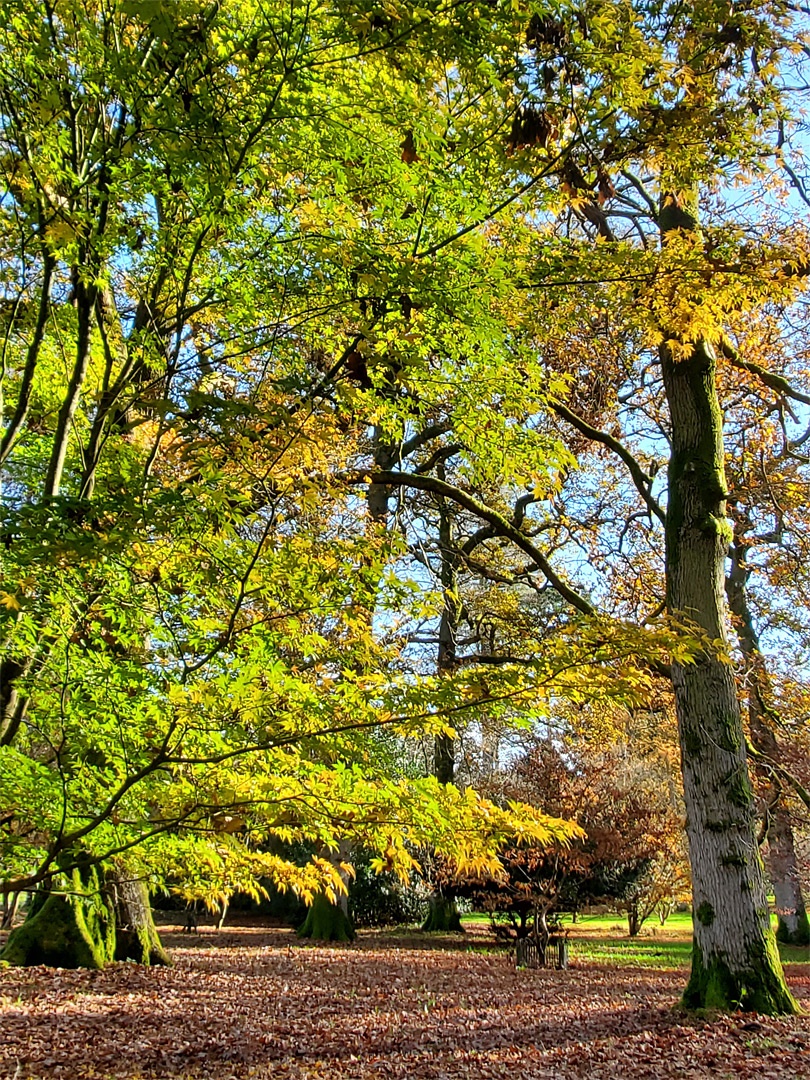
[0,864,115,969]
[726,536,810,946]
[659,188,798,1014]
[298,840,355,942]
[422,893,464,932]
[422,496,464,935]
[107,866,171,965]
[297,892,356,942]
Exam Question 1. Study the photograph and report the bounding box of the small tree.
[461,736,688,938]
[618,857,691,938]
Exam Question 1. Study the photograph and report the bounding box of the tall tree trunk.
[423,494,464,934]
[298,428,395,943]
[659,189,797,1014]
[768,810,809,945]
[726,539,809,945]
[434,492,459,787]
[107,866,171,965]
[43,270,96,499]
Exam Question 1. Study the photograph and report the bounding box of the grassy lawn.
[568,935,694,969]
[461,910,810,970]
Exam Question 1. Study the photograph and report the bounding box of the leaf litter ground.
[1,922,809,1079]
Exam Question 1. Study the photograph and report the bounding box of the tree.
[460,733,686,939]
[0,0,580,965]
[421,493,466,933]
[360,0,809,1011]
[654,186,792,1009]
[2,0,807,1013]
[727,522,810,946]
[719,335,810,945]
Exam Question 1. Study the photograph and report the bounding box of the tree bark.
[1,890,22,930]
[297,892,356,942]
[297,839,355,942]
[659,190,797,1013]
[422,893,464,932]
[768,807,809,943]
[107,866,171,965]
[43,270,96,499]
[434,493,459,786]
[0,865,115,969]
[726,537,809,945]
[627,905,641,938]
[423,495,465,933]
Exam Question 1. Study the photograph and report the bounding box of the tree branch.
[399,422,452,459]
[355,470,596,616]
[747,740,810,814]
[551,400,666,525]
[0,251,55,469]
[721,339,810,408]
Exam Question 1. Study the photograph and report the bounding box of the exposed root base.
[682,935,801,1015]
[297,894,355,942]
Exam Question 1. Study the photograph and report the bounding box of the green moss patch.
[683,934,801,1015]
[696,902,715,927]
[297,894,355,942]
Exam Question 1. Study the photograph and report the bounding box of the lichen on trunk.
[659,186,799,1015]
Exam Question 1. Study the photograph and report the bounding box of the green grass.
[461,911,810,971]
[571,937,694,969]
[570,935,808,971]
[554,911,695,934]
[778,942,810,965]
[460,912,492,925]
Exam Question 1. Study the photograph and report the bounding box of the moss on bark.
[682,934,800,1014]
[109,869,171,966]
[422,894,464,933]
[0,867,115,969]
[695,901,715,926]
[115,922,171,965]
[297,893,355,942]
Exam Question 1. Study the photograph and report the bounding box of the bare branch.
[355,469,596,616]
[551,400,666,525]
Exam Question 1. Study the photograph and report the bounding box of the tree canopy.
[1,0,809,1014]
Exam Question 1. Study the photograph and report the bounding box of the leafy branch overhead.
[0,0,809,1012]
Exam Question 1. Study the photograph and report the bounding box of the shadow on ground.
[1,924,808,1079]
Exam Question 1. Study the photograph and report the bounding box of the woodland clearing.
[1,921,809,1080]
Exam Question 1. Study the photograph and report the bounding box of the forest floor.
[1,919,810,1080]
